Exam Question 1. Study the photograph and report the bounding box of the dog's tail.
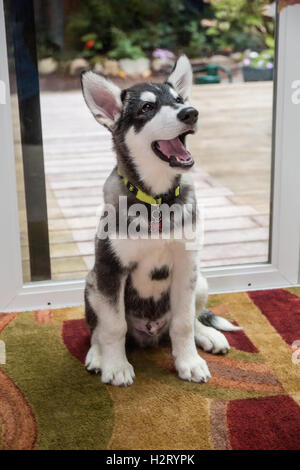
[198,309,242,332]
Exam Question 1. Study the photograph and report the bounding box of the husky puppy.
[81,56,240,386]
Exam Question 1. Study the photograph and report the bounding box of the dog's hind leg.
[194,273,241,354]
[195,273,209,313]
[194,319,230,354]
[84,268,135,386]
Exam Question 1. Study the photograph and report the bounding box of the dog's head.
[81,55,198,194]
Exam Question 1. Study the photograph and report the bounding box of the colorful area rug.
[1,287,300,450]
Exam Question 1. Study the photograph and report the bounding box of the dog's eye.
[142,102,154,112]
[176,96,182,103]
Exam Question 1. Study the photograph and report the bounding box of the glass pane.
[4,0,276,281]
[189,81,273,267]
[4,0,51,282]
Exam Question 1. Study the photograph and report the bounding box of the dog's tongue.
[157,137,191,162]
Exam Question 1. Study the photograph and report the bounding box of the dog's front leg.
[85,272,135,387]
[170,243,211,383]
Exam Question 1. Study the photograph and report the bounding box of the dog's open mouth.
[151,131,194,168]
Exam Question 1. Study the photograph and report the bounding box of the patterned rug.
[1,287,300,450]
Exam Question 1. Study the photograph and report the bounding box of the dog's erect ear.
[167,55,193,101]
[81,71,122,130]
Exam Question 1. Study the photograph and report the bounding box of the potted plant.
[242,46,274,82]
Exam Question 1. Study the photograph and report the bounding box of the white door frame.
[1,2,300,312]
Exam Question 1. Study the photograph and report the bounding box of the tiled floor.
[37,81,272,280]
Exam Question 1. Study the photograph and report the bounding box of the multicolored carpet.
[1,287,300,450]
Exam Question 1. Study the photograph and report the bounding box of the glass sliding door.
[1,0,300,311]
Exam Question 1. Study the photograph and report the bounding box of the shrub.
[202,0,274,53]
[63,0,274,60]
[107,29,145,60]
[66,0,211,58]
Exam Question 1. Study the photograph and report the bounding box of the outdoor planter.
[242,66,273,82]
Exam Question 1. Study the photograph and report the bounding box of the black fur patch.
[198,309,217,328]
[119,82,179,133]
[84,288,98,331]
[125,275,170,320]
[94,237,125,303]
[150,265,170,280]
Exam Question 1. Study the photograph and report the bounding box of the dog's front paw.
[85,344,102,374]
[195,325,230,355]
[175,355,211,383]
[101,360,135,387]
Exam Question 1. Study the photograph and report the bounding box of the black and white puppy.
[81,55,240,386]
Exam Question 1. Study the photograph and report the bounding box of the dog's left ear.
[167,55,193,101]
[81,71,122,131]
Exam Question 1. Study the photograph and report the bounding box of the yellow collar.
[117,169,180,206]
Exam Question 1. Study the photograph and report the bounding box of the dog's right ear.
[167,55,193,101]
[81,71,122,131]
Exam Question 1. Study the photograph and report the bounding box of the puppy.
[81,55,240,386]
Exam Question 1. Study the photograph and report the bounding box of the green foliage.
[63,0,274,60]
[265,35,275,49]
[67,0,179,55]
[202,0,274,53]
[107,28,144,60]
[66,0,210,58]
[182,21,210,58]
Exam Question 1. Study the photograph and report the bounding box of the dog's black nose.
[177,107,198,125]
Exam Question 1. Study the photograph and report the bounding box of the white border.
[0,0,23,311]
[1,4,300,312]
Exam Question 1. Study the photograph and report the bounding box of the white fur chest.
[111,238,173,300]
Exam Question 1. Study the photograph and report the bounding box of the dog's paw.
[175,355,211,383]
[195,324,230,355]
[85,344,102,374]
[101,360,135,387]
